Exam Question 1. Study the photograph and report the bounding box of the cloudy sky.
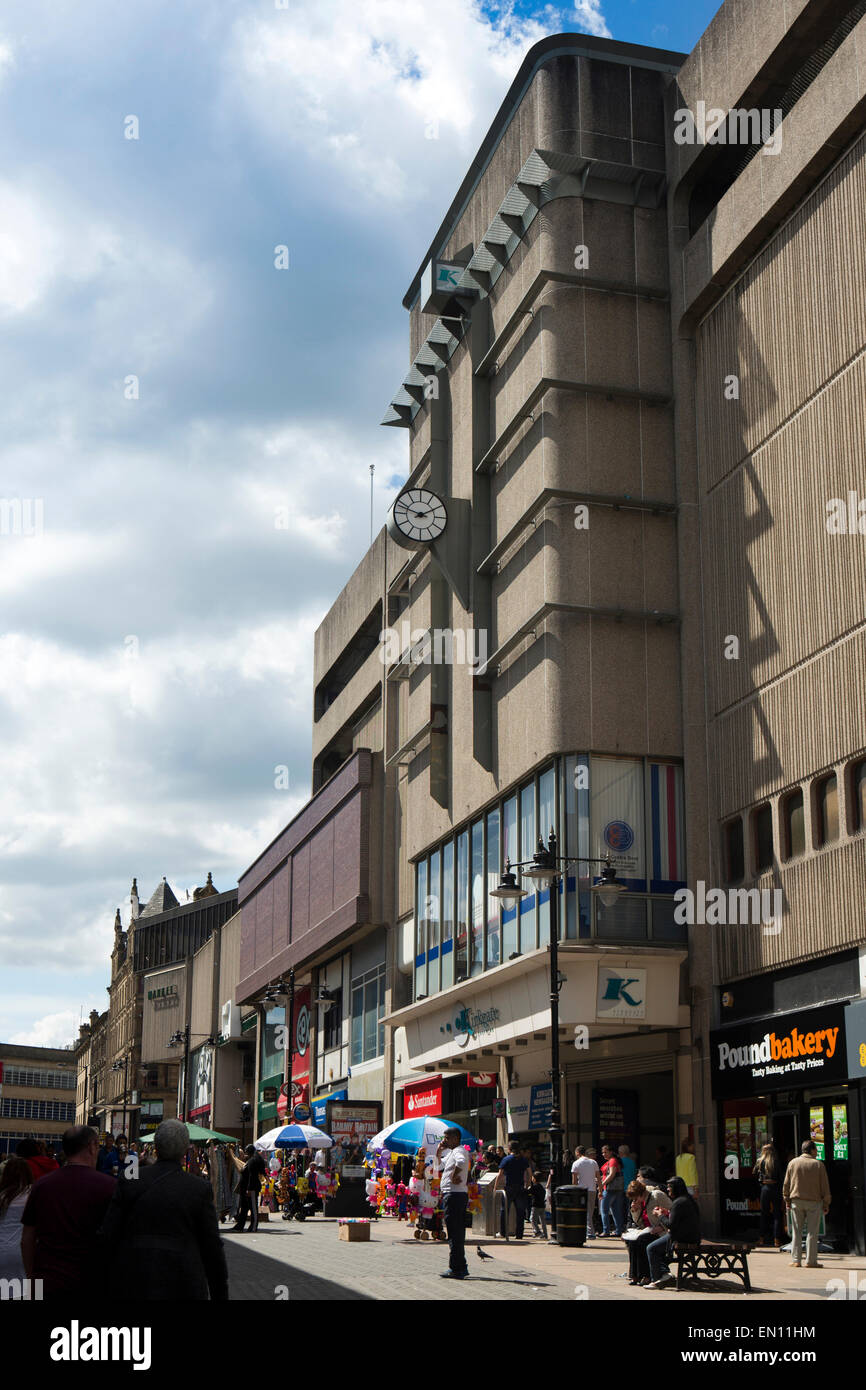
[0,0,718,1047]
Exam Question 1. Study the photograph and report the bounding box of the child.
[529,1173,548,1239]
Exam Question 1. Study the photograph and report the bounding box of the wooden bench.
[672,1240,753,1292]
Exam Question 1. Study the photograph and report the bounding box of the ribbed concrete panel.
[716,832,866,979]
[696,128,866,491]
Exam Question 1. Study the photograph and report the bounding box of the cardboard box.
[338,1222,371,1242]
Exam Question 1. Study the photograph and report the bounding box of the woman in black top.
[646,1176,701,1287]
[753,1143,784,1247]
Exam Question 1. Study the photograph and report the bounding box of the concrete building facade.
[236,1,866,1249]
[0,1042,77,1156]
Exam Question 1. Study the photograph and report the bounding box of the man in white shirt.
[437,1128,470,1280]
[571,1145,602,1240]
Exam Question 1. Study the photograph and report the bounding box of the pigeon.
[476,1247,493,1261]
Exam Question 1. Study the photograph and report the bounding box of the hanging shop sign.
[845,997,866,1079]
[710,1004,848,1099]
[467,1072,496,1088]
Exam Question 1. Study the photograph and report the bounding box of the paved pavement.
[222,1214,866,1301]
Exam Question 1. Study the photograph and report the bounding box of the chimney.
[89,1009,100,1029]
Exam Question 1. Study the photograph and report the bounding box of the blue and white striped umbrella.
[367,1116,477,1156]
[254,1124,333,1151]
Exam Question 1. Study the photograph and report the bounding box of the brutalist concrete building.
[239,2,866,1250]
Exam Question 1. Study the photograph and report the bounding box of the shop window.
[441,841,454,990]
[782,789,805,860]
[501,795,518,959]
[470,820,484,975]
[851,758,866,832]
[455,830,469,981]
[752,804,773,873]
[815,773,839,847]
[723,817,744,884]
[486,807,501,967]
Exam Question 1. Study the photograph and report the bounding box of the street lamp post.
[491,829,627,1240]
[110,1053,131,1138]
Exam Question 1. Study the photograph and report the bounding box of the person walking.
[645,1176,701,1288]
[599,1144,625,1237]
[494,1140,531,1240]
[99,1119,228,1300]
[571,1145,602,1240]
[228,1143,267,1232]
[96,1134,120,1177]
[0,1156,33,1287]
[783,1140,831,1268]
[753,1142,785,1248]
[675,1137,699,1197]
[16,1139,59,1184]
[528,1172,548,1239]
[20,1125,116,1299]
[437,1128,470,1280]
[618,1144,638,1187]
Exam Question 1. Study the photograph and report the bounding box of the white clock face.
[389,488,448,544]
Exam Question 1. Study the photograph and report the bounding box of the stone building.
[75,874,238,1138]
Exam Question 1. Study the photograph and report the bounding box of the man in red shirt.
[15,1138,59,1184]
[599,1144,625,1237]
[21,1125,115,1299]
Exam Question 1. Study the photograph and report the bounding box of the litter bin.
[554,1185,587,1247]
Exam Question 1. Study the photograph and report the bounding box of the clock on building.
[387,487,448,547]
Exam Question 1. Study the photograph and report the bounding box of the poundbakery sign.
[711,1004,848,1098]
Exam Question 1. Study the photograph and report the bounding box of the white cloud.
[230,0,552,206]
[574,1,612,39]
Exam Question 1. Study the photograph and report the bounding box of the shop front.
[386,943,687,1164]
[711,1000,864,1251]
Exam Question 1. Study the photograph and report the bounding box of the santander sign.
[405,1082,442,1116]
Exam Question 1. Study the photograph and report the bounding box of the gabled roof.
[140,877,180,918]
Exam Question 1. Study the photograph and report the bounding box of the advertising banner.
[277,987,311,1119]
[809,1105,825,1160]
[593,1089,639,1152]
[710,1004,847,1098]
[528,1083,552,1129]
[403,1078,442,1117]
[327,1100,382,1172]
[591,756,645,886]
[832,1103,848,1160]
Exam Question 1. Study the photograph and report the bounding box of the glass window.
[486,808,501,968]
[351,988,363,1066]
[816,773,838,846]
[852,759,866,832]
[502,796,518,960]
[350,965,386,1064]
[651,897,688,941]
[538,766,556,946]
[724,818,744,883]
[470,820,484,975]
[441,840,455,990]
[415,859,427,999]
[595,895,648,940]
[456,830,469,982]
[324,989,342,1051]
[520,780,536,951]
[783,790,805,860]
[428,850,441,996]
[753,805,773,873]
